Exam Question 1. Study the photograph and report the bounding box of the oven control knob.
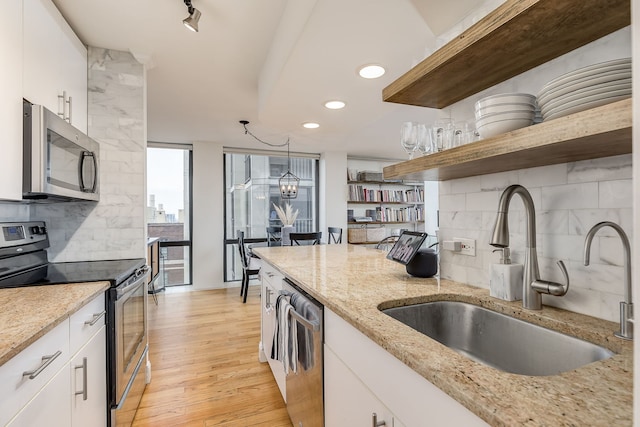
[30,226,46,235]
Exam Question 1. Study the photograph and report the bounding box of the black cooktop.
[43,258,146,286]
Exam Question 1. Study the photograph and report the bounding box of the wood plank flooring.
[132,286,292,427]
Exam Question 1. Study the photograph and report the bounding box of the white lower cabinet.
[2,292,107,426]
[325,344,403,427]
[7,362,72,427]
[324,308,488,427]
[71,326,107,427]
[260,264,286,401]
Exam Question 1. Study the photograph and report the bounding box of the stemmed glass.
[415,123,432,155]
[400,122,418,160]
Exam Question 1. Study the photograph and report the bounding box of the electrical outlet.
[454,237,476,256]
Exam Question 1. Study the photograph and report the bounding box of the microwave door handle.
[79,151,98,193]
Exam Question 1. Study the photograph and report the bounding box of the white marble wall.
[32,48,146,262]
[437,28,633,322]
[0,204,30,222]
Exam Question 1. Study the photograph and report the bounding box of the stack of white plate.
[537,58,631,122]
[474,93,537,138]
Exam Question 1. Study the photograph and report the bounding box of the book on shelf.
[353,216,373,222]
[348,184,424,203]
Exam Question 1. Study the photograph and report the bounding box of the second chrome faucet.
[490,185,569,310]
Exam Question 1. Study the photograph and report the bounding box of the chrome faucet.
[490,185,569,310]
[584,221,633,340]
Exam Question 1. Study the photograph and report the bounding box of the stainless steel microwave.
[23,101,100,202]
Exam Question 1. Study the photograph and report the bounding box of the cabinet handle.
[265,288,273,309]
[85,310,106,326]
[372,413,386,427]
[22,350,62,380]
[74,357,88,400]
[66,96,73,123]
[57,92,66,118]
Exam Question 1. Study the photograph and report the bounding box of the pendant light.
[278,142,299,199]
[239,120,300,199]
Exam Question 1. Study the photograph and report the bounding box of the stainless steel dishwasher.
[282,278,324,427]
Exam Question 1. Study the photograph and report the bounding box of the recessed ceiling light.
[302,122,320,129]
[358,64,386,79]
[324,100,346,110]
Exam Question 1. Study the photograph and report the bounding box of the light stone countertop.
[0,282,110,366]
[254,244,633,427]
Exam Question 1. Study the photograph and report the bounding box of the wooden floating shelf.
[383,99,632,182]
[382,0,630,108]
[347,201,421,205]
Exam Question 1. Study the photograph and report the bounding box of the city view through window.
[147,146,191,287]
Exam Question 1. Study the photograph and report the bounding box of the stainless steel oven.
[109,266,150,427]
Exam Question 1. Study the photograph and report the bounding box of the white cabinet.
[260,263,286,401]
[71,327,107,427]
[325,308,488,427]
[325,345,402,427]
[2,292,107,427]
[7,362,72,427]
[0,0,25,201]
[23,0,87,132]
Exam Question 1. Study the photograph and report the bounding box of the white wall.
[320,151,348,241]
[191,141,225,289]
[437,28,632,322]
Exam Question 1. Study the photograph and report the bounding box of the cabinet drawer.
[70,293,106,356]
[0,318,70,426]
[261,263,283,290]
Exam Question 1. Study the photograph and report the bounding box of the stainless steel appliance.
[282,279,324,427]
[23,100,100,202]
[0,221,148,427]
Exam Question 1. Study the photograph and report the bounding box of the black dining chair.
[237,231,260,303]
[290,232,322,246]
[327,227,343,244]
[266,226,282,247]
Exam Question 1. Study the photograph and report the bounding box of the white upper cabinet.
[23,0,87,133]
[0,0,24,201]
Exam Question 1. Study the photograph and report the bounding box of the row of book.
[348,185,424,203]
[359,206,424,223]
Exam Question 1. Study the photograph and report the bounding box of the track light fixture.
[239,120,300,199]
[183,0,201,32]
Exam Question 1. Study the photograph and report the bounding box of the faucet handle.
[532,260,569,296]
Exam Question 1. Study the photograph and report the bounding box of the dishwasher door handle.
[288,308,320,332]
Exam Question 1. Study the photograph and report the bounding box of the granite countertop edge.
[0,281,111,366]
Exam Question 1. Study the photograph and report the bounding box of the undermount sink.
[382,300,614,376]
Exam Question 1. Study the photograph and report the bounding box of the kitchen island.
[254,244,633,426]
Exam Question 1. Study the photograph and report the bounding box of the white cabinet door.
[23,0,61,114]
[325,345,396,427]
[261,266,286,401]
[71,326,107,427]
[7,363,72,427]
[23,0,87,131]
[0,0,24,200]
[59,18,87,133]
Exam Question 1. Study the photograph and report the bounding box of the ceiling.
[53,0,485,159]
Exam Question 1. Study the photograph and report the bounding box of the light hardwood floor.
[132,286,292,427]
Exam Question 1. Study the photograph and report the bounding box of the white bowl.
[475,105,536,120]
[476,111,535,127]
[475,93,537,110]
[476,118,533,138]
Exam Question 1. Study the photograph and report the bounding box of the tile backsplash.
[436,25,632,323]
[438,154,633,322]
[32,48,146,262]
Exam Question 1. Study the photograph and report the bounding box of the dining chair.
[327,227,343,244]
[290,232,322,246]
[237,231,261,303]
[266,226,282,247]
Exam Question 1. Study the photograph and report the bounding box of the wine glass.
[400,122,418,160]
[415,123,432,155]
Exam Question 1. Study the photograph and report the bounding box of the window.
[223,151,319,281]
[146,144,193,287]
